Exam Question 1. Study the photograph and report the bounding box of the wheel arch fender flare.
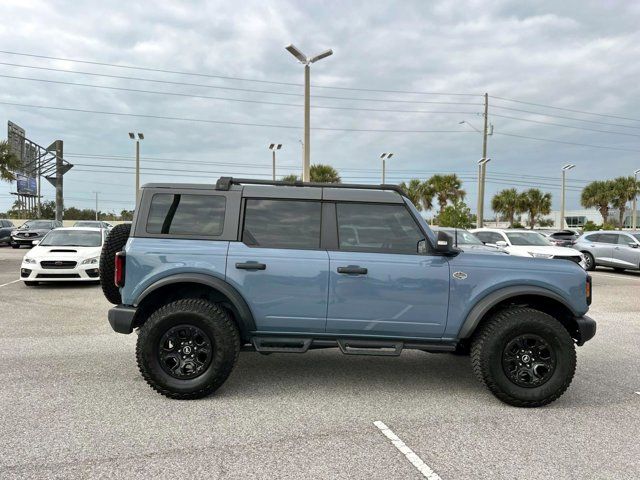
[135,273,257,337]
[458,286,578,339]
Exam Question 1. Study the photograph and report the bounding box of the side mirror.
[435,231,453,253]
[417,239,428,254]
[496,240,508,247]
[630,243,639,248]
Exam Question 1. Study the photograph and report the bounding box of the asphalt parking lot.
[1,246,639,479]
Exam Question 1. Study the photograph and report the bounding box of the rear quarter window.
[146,193,226,236]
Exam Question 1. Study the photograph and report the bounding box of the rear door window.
[242,199,321,249]
[146,194,226,236]
[598,233,619,244]
[475,231,504,244]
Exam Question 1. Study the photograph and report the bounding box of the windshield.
[40,230,102,247]
[74,221,100,227]
[455,230,483,245]
[632,234,640,243]
[20,221,52,230]
[506,232,552,246]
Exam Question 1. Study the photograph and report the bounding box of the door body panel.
[226,242,329,333]
[326,251,450,338]
[613,236,640,269]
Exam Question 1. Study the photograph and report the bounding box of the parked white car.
[20,227,106,285]
[470,228,586,269]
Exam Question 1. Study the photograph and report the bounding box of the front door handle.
[337,265,368,275]
[236,262,266,270]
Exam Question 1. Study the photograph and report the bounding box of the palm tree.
[310,164,341,183]
[0,140,22,182]
[610,176,639,229]
[399,179,433,211]
[520,188,552,229]
[426,174,465,212]
[281,174,300,183]
[491,188,522,227]
[581,180,614,225]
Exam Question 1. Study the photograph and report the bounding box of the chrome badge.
[453,271,468,280]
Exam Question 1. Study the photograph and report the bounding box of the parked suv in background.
[10,220,62,248]
[100,178,595,407]
[0,219,16,245]
[540,229,580,247]
[574,230,640,271]
[471,228,586,269]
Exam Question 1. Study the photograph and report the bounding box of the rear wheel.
[136,299,240,399]
[582,252,595,271]
[471,307,576,407]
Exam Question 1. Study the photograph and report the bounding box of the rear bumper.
[575,315,596,346]
[108,305,137,334]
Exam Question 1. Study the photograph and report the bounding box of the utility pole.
[285,44,333,182]
[94,191,99,220]
[561,164,575,229]
[478,93,489,228]
[380,153,393,183]
[129,133,144,204]
[268,144,282,181]
[633,168,640,230]
[54,140,63,222]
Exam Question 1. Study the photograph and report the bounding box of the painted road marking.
[373,421,442,480]
[0,279,20,288]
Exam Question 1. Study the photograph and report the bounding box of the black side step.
[337,339,403,356]
[252,337,312,353]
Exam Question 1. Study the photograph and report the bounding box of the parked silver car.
[573,230,640,271]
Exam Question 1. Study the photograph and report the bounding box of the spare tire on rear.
[100,223,131,304]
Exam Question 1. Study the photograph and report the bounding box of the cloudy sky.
[1,0,639,216]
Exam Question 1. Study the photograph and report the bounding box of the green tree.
[120,210,134,221]
[281,174,300,183]
[399,179,433,212]
[310,164,341,183]
[426,174,465,212]
[581,180,614,225]
[610,176,639,229]
[437,200,473,228]
[0,140,22,182]
[491,188,523,227]
[520,188,552,229]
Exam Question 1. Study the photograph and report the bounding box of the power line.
[0,50,479,96]
[494,131,640,153]
[0,73,480,115]
[0,100,479,134]
[491,95,640,123]
[0,62,481,106]
[491,105,640,130]
[491,113,640,138]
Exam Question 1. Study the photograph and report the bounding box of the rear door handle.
[235,262,266,270]
[337,265,368,275]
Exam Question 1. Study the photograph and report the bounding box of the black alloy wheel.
[158,324,213,379]
[502,334,556,388]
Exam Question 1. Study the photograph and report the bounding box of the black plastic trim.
[574,315,596,346]
[108,305,136,334]
[135,273,257,336]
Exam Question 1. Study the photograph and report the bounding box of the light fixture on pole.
[560,164,575,229]
[269,143,282,181]
[129,132,144,204]
[380,153,393,183]
[477,158,491,228]
[285,44,333,182]
[632,168,640,230]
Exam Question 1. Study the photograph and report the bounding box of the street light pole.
[268,144,282,181]
[561,164,575,229]
[477,158,491,227]
[380,153,393,183]
[459,114,492,228]
[93,191,99,220]
[129,132,144,204]
[285,44,333,182]
[633,168,640,230]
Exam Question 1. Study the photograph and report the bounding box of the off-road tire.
[582,252,595,271]
[471,307,576,408]
[136,299,240,399]
[24,281,38,286]
[99,223,131,304]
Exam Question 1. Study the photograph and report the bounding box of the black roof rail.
[215,176,406,196]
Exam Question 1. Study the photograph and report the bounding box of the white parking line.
[374,421,442,480]
[0,279,20,288]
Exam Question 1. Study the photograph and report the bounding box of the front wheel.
[136,299,240,399]
[471,307,576,407]
[11,243,20,249]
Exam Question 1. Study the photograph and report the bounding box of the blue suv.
[100,178,595,407]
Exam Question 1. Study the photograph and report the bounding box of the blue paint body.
[121,231,589,341]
